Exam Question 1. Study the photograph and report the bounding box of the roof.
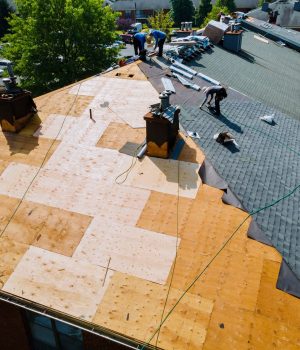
[187,29,300,119]
[0,49,300,349]
[247,0,300,28]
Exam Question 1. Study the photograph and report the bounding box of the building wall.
[0,301,31,350]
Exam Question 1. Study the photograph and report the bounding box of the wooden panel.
[104,64,148,81]
[136,191,194,237]
[3,246,113,321]
[94,272,213,349]
[70,77,159,128]
[178,133,205,164]
[3,200,92,256]
[73,218,178,284]
[18,113,43,137]
[249,313,300,350]
[0,160,9,176]
[256,259,300,326]
[0,237,28,286]
[0,195,20,232]
[97,122,145,150]
[0,162,39,199]
[0,132,60,167]
[33,114,77,140]
[203,302,254,350]
[123,156,201,199]
[35,90,93,117]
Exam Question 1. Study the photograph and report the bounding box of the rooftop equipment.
[0,60,36,133]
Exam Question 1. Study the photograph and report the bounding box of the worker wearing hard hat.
[133,32,147,55]
[149,30,167,57]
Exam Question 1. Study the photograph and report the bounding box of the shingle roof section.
[186,30,300,119]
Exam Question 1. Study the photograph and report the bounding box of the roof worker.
[133,32,147,56]
[200,85,227,116]
[149,29,167,57]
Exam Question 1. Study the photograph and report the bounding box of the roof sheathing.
[0,62,299,349]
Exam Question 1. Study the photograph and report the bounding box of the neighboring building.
[247,0,300,29]
[112,0,259,21]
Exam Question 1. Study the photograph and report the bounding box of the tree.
[195,0,212,27]
[0,0,13,38]
[215,0,236,12]
[203,5,230,26]
[170,0,195,27]
[1,0,120,95]
[147,10,174,36]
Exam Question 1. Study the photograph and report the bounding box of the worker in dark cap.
[149,30,167,57]
[133,32,147,55]
[200,85,227,116]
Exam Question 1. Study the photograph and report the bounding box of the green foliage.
[203,5,230,26]
[1,0,119,95]
[215,0,236,12]
[0,0,14,38]
[195,0,212,27]
[147,10,174,36]
[170,0,195,27]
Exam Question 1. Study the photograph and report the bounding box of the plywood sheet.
[33,114,78,140]
[3,201,92,256]
[0,162,39,199]
[0,160,9,176]
[136,191,194,237]
[249,313,300,350]
[3,246,113,321]
[26,167,150,221]
[97,122,145,150]
[256,259,300,326]
[70,77,159,128]
[94,272,213,349]
[0,195,20,233]
[0,133,60,167]
[122,156,201,198]
[178,134,205,164]
[0,237,28,286]
[104,64,147,81]
[69,77,105,96]
[18,113,43,137]
[35,90,93,117]
[203,302,254,350]
[73,218,178,284]
[44,144,132,183]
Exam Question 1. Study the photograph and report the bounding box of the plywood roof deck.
[0,62,299,349]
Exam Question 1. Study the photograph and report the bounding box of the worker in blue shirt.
[133,32,147,55]
[149,30,167,57]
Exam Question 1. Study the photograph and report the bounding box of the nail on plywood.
[0,237,28,286]
[3,200,92,256]
[122,156,201,199]
[73,218,178,284]
[97,122,145,151]
[93,272,213,349]
[3,246,113,321]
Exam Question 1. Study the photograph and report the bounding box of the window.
[24,311,83,350]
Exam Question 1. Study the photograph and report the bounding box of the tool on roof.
[144,91,180,159]
[0,60,36,133]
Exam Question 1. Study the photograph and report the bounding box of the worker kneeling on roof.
[149,29,167,57]
[133,32,148,55]
[200,85,227,116]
